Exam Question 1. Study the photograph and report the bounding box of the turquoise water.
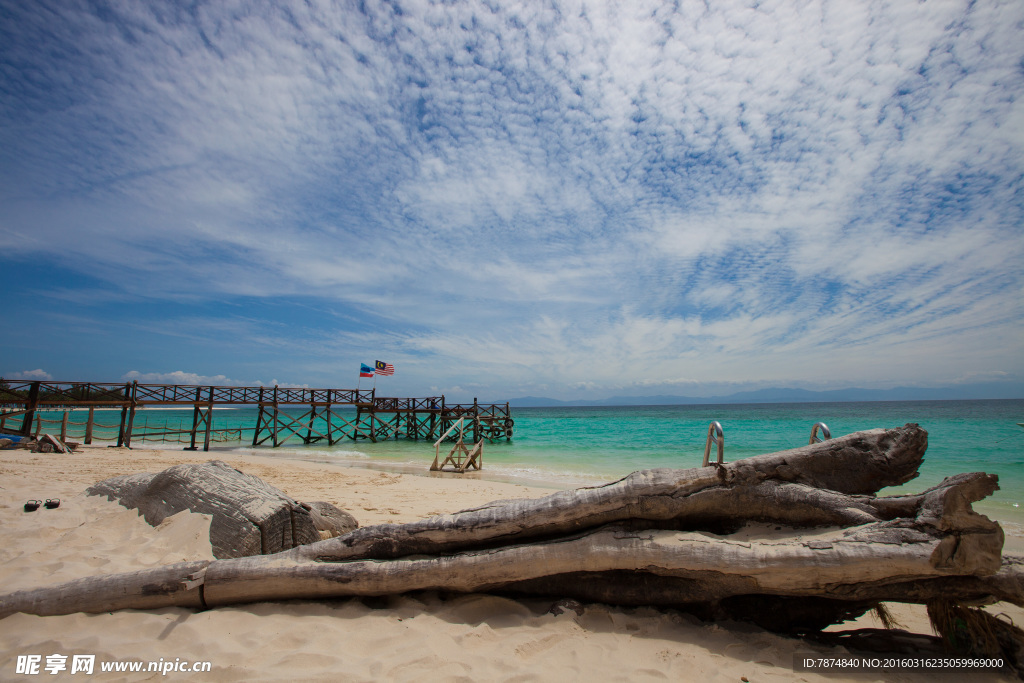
[29,399,1024,526]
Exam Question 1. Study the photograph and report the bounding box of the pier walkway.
[0,380,513,452]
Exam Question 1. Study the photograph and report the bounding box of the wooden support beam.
[85,406,94,444]
[123,382,139,448]
[116,382,131,447]
[304,403,317,444]
[186,386,203,451]
[272,386,279,448]
[325,409,374,443]
[252,387,265,447]
[325,400,335,446]
[473,397,480,443]
[19,381,40,438]
[202,386,214,452]
[264,407,331,447]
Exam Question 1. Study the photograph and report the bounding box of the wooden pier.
[0,380,513,452]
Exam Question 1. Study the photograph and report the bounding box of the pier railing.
[0,380,378,408]
[0,380,512,451]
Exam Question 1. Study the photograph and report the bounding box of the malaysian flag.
[375,360,395,376]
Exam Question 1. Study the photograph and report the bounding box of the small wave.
[309,450,370,459]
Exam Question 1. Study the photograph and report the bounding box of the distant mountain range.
[508,383,1024,407]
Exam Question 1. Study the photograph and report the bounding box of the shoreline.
[2,445,1022,681]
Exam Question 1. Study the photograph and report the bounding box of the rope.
[35,418,118,429]
[993,431,1023,445]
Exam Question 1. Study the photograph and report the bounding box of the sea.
[29,399,1024,530]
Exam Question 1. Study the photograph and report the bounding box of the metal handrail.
[809,422,831,444]
[702,421,724,466]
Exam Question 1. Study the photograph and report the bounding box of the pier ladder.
[430,418,483,473]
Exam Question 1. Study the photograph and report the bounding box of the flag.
[375,360,395,376]
[359,363,374,378]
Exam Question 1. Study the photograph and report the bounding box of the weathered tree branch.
[6,423,1020,630]
[283,423,929,563]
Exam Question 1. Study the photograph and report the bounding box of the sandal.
[44,499,61,509]
[24,500,41,512]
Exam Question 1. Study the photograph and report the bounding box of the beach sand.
[1,445,1022,681]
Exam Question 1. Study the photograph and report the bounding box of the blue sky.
[1,0,1022,402]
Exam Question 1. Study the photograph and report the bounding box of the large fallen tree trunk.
[3,424,1022,631]
[282,423,931,564]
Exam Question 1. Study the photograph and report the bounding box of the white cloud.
[122,371,240,386]
[0,0,1021,399]
[8,369,54,381]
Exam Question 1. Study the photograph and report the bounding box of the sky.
[1,0,1022,403]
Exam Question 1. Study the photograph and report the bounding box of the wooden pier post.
[123,382,139,448]
[253,387,265,447]
[272,385,279,448]
[60,411,68,443]
[366,411,376,442]
[203,386,214,452]
[21,381,40,438]
[186,386,202,451]
[85,406,94,444]
[326,390,335,446]
[305,402,317,444]
[440,395,446,439]
[472,397,480,443]
[366,389,377,443]
[116,382,132,447]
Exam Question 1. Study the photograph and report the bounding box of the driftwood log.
[3,424,1023,640]
[86,460,357,558]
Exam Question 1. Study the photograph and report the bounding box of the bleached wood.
[0,561,209,618]
[6,423,1015,627]
[86,460,324,558]
[285,424,928,563]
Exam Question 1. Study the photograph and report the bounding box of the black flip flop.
[24,500,41,512]
[44,499,61,509]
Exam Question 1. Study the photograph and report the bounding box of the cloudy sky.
[1,0,1021,401]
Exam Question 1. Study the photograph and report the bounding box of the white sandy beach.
[1,445,1022,682]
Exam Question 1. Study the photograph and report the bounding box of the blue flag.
[359,363,374,378]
